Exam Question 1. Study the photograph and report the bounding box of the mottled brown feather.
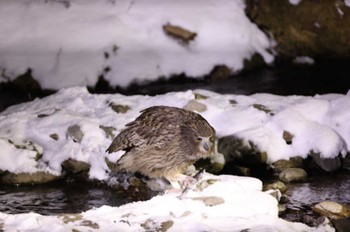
[106,106,215,180]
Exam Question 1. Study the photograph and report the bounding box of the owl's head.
[195,135,215,156]
[187,123,216,160]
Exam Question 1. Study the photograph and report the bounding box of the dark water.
[0,181,129,215]
[281,171,350,222]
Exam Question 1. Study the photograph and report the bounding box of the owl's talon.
[178,169,206,199]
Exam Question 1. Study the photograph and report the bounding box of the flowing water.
[280,170,350,222]
[0,181,128,215]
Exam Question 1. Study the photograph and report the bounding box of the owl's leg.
[178,169,205,198]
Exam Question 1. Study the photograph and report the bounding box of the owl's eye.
[196,137,202,142]
[209,136,215,142]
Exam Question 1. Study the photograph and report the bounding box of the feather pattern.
[106,106,215,180]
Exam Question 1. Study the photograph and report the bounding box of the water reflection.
[281,171,350,222]
[0,181,128,215]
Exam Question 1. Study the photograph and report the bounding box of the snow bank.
[0,87,348,179]
[0,173,334,231]
[0,0,273,89]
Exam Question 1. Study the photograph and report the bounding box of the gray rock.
[342,153,350,171]
[191,196,225,207]
[109,103,130,114]
[279,168,308,183]
[66,125,84,143]
[183,100,207,112]
[272,157,303,173]
[218,135,267,164]
[62,158,90,174]
[1,171,59,185]
[310,151,341,172]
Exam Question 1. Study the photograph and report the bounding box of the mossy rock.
[246,0,350,59]
[1,171,59,185]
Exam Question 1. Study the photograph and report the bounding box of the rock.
[99,125,116,139]
[226,164,251,176]
[218,135,267,164]
[264,189,282,202]
[1,171,59,185]
[141,218,174,232]
[332,218,350,232]
[245,0,350,59]
[272,157,304,173]
[282,130,294,145]
[309,151,342,172]
[263,181,288,193]
[194,153,225,174]
[312,201,350,220]
[279,168,308,183]
[183,100,207,112]
[50,133,59,140]
[278,204,287,214]
[207,65,232,82]
[66,125,84,143]
[109,103,130,114]
[163,23,197,44]
[62,158,91,174]
[194,93,208,100]
[218,135,268,177]
[343,153,350,171]
[252,103,272,114]
[191,196,225,207]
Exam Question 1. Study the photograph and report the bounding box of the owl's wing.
[106,120,178,153]
[105,129,135,153]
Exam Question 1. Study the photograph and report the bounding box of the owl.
[106,105,216,182]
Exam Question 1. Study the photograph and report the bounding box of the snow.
[346,0,350,8]
[0,87,347,230]
[0,87,348,177]
[0,0,273,90]
[0,173,334,231]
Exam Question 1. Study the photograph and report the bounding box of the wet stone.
[263,181,288,193]
[1,171,59,185]
[279,168,308,183]
[312,201,350,220]
[343,153,350,171]
[309,151,342,172]
[272,157,304,173]
[62,158,90,174]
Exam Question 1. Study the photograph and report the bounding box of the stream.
[0,62,350,223]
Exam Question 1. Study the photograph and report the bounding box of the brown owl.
[106,105,216,181]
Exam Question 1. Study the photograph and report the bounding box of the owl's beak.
[202,140,210,151]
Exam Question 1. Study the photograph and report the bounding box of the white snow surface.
[0,173,334,231]
[0,87,348,178]
[0,87,346,231]
[0,0,273,89]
